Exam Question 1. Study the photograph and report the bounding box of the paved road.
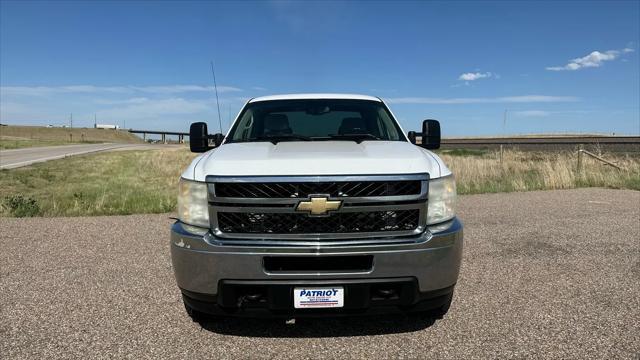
[1,189,638,359]
[0,143,163,169]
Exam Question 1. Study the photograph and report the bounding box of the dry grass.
[0,148,196,216]
[1,147,637,217]
[441,149,640,194]
[0,125,143,149]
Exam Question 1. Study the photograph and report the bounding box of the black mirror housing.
[189,122,211,153]
[189,122,225,153]
[407,131,417,144]
[212,133,224,147]
[421,119,441,150]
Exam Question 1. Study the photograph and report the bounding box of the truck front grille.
[215,181,421,198]
[218,210,420,234]
[206,174,429,243]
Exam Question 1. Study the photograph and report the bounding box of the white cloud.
[92,97,152,105]
[546,48,633,71]
[385,95,580,104]
[132,85,241,94]
[500,95,580,103]
[96,98,212,120]
[513,110,551,117]
[458,72,492,81]
[0,101,74,123]
[1,84,242,96]
[512,110,592,118]
[1,85,125,96]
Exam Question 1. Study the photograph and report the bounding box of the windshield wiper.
[252,134,312,144]
[329,133,380,144]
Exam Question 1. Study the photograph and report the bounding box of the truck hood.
[184,141,450,181]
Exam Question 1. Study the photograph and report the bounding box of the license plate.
[294,287,344,308]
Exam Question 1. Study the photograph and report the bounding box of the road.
[1,189,638,359]
[0,143,165,169]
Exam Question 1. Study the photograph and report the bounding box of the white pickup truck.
[171,94,462,321]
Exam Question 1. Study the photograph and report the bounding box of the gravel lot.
[1,188,639,359]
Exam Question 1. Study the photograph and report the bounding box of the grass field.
[0,125,143,149]
[0,147,638,217]
[439,149,640,194]
[0,148,196,217]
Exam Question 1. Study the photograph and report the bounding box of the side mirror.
[421,119,441,150]
[407,131,417,144]
[212,133,224,147]
[189,122,225,152]
[189,122,211,153]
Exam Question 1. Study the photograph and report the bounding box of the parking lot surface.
[1,188,639,359]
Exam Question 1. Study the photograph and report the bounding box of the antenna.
[210,60,223,133]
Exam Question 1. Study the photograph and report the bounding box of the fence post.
[69,133,73,143]
[499,144,504,165]
[577,145,583,172]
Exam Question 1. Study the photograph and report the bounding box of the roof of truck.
[248,93,382,103]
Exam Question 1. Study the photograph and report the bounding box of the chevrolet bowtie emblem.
[296,196,342,216]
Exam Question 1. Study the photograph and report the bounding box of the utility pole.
[70,113,73,128]
[503,109,507,135]
[94,114,97,128]
[500,109,507,163]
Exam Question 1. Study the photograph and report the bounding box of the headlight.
[427,175,456,225]
[177,178,209,228]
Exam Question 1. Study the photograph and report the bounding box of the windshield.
[226,99,406,143]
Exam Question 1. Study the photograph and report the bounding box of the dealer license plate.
[293,287,344,308]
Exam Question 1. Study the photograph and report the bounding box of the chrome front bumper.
[170,218,463,295]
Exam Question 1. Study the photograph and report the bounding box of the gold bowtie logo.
[296,197,342,216]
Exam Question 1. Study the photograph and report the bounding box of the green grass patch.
[1,195,41,217]
[0,148,197,217]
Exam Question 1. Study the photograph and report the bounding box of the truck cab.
[171,94,462,320]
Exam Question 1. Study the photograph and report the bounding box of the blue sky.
[1,0,639,136]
